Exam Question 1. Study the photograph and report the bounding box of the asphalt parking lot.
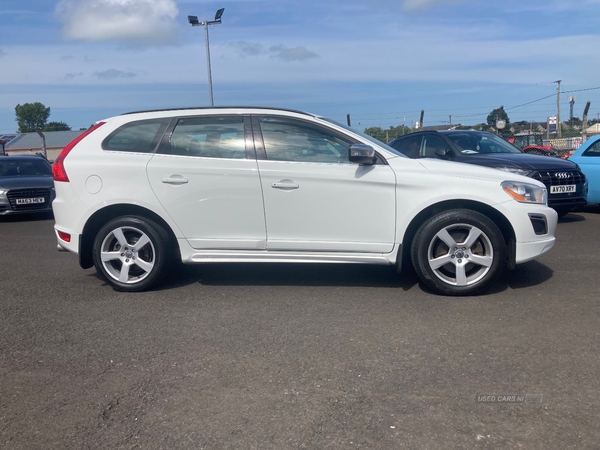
[1,208,599,449]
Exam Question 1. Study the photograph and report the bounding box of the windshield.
[0,158,52,177]
[443,131,521,155]
[318,117,407,158]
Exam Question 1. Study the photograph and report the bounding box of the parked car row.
[388,130,589,217]
[2,108,597,296]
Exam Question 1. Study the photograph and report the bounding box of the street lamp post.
[188,8,224,107]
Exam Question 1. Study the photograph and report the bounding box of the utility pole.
[582,101,591,141]
[35,129,47,159]
[449,115,452,127]
[554,80,562,138]
[569,96,575,124]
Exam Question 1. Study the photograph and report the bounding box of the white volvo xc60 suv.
[52,107,557,295]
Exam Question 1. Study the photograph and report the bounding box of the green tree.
[486,107,510,127]
[15,102,51,133]
[387,125,412,140]
[43,121,71,131]
[363,126,385,142]
[364,125,413,143]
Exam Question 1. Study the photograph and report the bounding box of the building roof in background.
[586,123,600,134]
[0,134,18,145]
[5,130,86,150]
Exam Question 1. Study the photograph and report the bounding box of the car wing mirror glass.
[349,144,377,165]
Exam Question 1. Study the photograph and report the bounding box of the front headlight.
[502,180,547,205]
[0,189,6,195]
[495,167,533,177]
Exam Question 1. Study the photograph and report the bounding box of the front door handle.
[162,176,189,185]
[272,180,299,190]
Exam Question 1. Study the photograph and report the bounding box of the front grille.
[528,214,548,235]
[533,170,585,186]
[532,170,586,200]
[7,188,52,211]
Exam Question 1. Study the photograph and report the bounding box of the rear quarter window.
[102,119,170,153]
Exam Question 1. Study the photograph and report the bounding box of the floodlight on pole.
[188,8,225,106]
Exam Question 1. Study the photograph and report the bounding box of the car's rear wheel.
[92,216,171,292]
[411,209,507,296]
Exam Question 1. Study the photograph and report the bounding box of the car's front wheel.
[92,216,172,292]
[411,209,507,296]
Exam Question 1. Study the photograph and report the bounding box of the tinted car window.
[170,116,246,159]
[444,132,521,154]
[103,120,169,153]
[582,140,600,157]
[422,135,451,158]
[260,118,351,163]
[391,135,422,158]
[0,158,51,177]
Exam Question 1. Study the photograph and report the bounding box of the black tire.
[92,216,172,292]
[411,209,507,296]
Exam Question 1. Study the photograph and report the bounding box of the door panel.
[255,116,396,253]
[147,115,266,250]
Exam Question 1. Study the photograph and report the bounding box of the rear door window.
[169,116,247,159]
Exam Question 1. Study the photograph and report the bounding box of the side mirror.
[348,144,377,165]
[434,147,452,160]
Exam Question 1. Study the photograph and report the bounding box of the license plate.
[16,197,45,205]
[550,185,576,194]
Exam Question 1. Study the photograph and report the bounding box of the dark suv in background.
[0,155,55,215]
[389,130,587,217]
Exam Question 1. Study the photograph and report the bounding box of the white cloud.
[403,0,454,9]
[230,41,264,57]
[93,69,137,79]
[64,72,84,79]
[370,0,470,11]
[55,0,179,45]
[269,45,319,62]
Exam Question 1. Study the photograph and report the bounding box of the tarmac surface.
[1,207,599,449]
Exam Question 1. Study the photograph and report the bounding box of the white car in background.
[52,107,557,296]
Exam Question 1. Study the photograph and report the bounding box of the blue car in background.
[569,135,600,204]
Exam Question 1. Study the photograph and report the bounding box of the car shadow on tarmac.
[149,257,553,297]
[0,212,54,222]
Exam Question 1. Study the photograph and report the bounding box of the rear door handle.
[272,181,299,190]
[162,176,189,185]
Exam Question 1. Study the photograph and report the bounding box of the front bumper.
[493,201,558,265]
[515,236,555,264]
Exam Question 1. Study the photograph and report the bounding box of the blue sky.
[1,0,600,134]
